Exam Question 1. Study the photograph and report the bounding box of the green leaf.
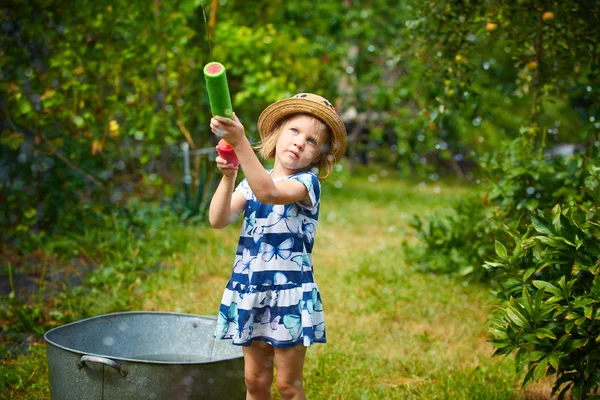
[533,356,549,381]
[523,268,535,282]
[521,351,547,364]
[506,305,531,329]
[531,214,555,236]
[532,281,562,297]
[548,353,559,370]
[521,287,533,318]
[495,240,508,259]
[535,328,556,339]
[567,338,589,350]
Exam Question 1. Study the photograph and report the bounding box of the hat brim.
[257,98,347,163]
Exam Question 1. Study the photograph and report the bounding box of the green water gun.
[204,62,239,167]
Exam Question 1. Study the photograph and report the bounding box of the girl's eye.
[308,138,317,145]
[291,128,299,134]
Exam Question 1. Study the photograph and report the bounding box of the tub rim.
[43,311,243,365]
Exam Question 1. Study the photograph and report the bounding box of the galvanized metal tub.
[44,311,245,399]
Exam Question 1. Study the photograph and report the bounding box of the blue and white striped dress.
[214,170,326,348]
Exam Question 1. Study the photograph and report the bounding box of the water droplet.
[334,181,343,189]
[453,153,464,161]
[368,174,378,183]
[311,166,320,175]
[18,153,27,163]
[345,66,354,74]
[367,44,375,52]
[134,130,144,140]
[433,186,441,194]
[334,164,343,172]
[467,33,476,42]
[176,98,185,107]
[103,336,115,346]
[590,116,596,122]
[417,134,425,142]
[586,86,592,92]
[437,51,443,57]
[483,62,490,70]
[472,117,482,126]
[526,186,535,195]
[478,136,485,143]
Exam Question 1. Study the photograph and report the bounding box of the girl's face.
[274,115,325,175]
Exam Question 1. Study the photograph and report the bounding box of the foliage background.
[1,0,599,398]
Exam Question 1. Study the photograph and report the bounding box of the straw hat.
[257,93,347,162]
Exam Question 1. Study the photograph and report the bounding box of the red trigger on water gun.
[217,139,239,167]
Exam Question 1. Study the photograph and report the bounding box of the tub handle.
[78,355,128,378]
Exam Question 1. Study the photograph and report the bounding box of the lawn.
[3,173,557,399]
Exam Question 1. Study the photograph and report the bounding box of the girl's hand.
[215,152,238,178]
[210,113,245,147]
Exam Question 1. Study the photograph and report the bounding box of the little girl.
[209,93,346,400]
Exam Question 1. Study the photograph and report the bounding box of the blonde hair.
[255,113,336,179]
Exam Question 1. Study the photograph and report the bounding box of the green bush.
[404,139,595,281]
[403,192,497,280]
[487,166,600,399]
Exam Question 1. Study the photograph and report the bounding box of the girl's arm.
[211,115,310,205]
[209,171,247,229]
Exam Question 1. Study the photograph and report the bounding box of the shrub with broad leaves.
[487,165,600,399]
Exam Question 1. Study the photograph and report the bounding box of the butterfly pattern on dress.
[263,204,300,233]
[236,313,255,342]
[291,253,311,272]
[216,302,238,339]
[233,248,256,275]
[300,219,316,244]
[216,171,325,348]
[282,300,304,342]
[314,321,325,340]
[306,288,323,315]
[259,237,294,262]
[260,307,281,331]
[244,211,257,234]
[259,289,278,306]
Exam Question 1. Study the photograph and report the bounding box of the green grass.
[3,175,557,399]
